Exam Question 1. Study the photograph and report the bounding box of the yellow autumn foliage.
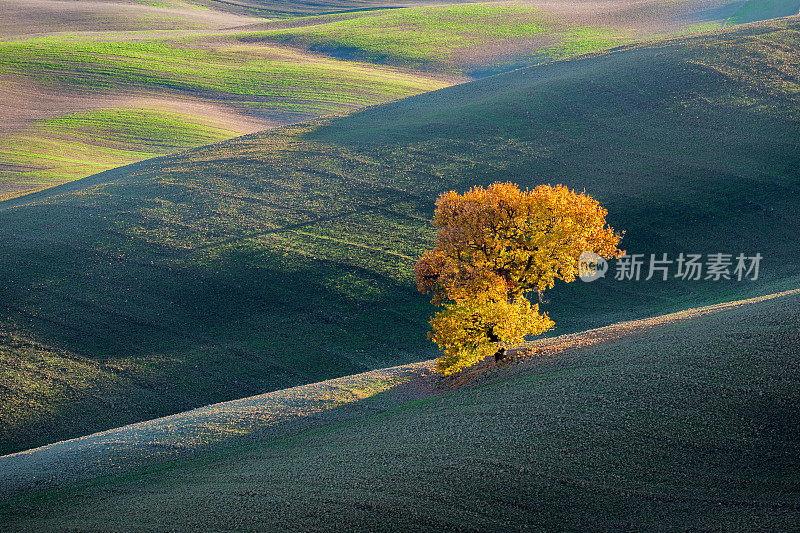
[429,290,554,375]
[416,182,622,375]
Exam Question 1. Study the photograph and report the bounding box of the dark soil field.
[2,289,797,531]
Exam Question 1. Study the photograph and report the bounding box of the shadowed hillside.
[2,289,798,530]
[1,17,799,454]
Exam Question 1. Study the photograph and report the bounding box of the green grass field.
[0,17,798,455]
[0,34,450,192]
[238,3,635,72]
[233,0,789,76]
[0,37,445,105]
[0,107,240,188]
[2,288,797,530]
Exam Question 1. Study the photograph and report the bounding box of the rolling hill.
[0,32,451,197]
[0,0,264,37]
[235,0,732,74]
[1,288,797,530]
[1,16,798,455]
[0,0,751,196]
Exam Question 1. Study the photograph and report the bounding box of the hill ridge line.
[0,287,797,500]
[522,288,800,351]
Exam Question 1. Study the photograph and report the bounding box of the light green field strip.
[0,37,448,187]
[255,4,553,64]
[0,36,449,105]
[532,26,634,62]
[0,108,239,187]
[236,3,636,71]
[40,108,237,149]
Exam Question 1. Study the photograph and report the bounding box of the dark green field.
[1,17,799,455]
[2,285,797,531]
[726,0,800,25]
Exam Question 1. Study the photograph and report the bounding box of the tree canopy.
[416,182,622,375]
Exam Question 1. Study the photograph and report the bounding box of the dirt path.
[1,288,797,501]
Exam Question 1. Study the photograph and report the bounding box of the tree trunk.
[487,324,507,362]
[494,347,507,362]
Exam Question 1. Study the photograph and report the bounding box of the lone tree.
[415,182,622,375]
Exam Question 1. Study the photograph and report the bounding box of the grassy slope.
[234,0,768,76]
[238,3,636,73]
[3,291,798,530]
[0,37,445,111]
[0,107,240,191]
[1,17,799,455]
[0,324,158,452]
[0,34,449,193]
[310,16,800,323]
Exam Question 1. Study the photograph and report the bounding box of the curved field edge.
[1,288,798,530]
